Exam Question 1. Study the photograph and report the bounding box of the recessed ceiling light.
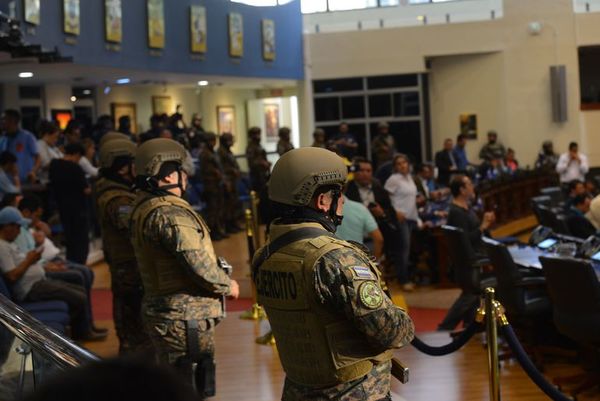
[82,89,91,95]
[18,72,33,78]
[198,80,209,86]
[70,96,77,102]
[116,78,130,85]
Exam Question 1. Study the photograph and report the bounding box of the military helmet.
[269,147,347,206]
[99,131,130,147]
[99,139,137,169]
[135,138,186,177]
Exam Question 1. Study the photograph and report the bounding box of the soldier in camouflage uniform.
[129,138,239,397]
[276,127,294,156]
[199,132,227,241]
[253,147,414,401]
[217,133,242,233]
[371,121,395,169]
[245,126,271,194]
[96,139,149,354]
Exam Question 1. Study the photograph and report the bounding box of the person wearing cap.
[130,138,239,396]
[217,133,242,234]
[478,130,506,162]
[253,147,414,401]
[49,143,91,265]
[371,121,395,169]
[199,132,227,241]
[0,207,105,341]
[95,139,149,354]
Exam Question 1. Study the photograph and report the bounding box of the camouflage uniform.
[255,222,414,401]
[245,140,270,193]
[131,193,231,368]
[199,146,225,236]
[217,143,242,230]
[96,180,149,354]
[371,134,395,168]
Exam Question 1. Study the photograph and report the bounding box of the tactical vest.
[254,222,393,387]
[96,180,135,266]
[130,192,219,301]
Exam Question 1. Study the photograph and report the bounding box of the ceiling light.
[82,89,91,95]
[70,96,77,102]
[116,78,130,85]
[198,80,209,86]
[103,86,111,95]
[18,72,33,78]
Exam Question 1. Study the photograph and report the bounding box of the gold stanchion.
[484,287,501,401]
[249,190,261,250]
[256,330,276,346]
[239,209,266,321]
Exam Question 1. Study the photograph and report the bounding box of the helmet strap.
[328,188,344,227]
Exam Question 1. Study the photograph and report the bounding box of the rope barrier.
[410,320,483,356]
[500,324,573,401]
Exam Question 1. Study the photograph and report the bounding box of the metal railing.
[0,294,99,399]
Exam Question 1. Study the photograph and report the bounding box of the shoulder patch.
[358,281,384,309]
[350,266,376,280]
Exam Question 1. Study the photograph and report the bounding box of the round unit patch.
[359,281,384,309]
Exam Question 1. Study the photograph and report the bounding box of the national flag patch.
[350,266,375,280]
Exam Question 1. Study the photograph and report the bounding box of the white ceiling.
[0,55,299,90]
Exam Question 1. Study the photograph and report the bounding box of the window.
[313,78,363,93]
[341,96,365,119]
[314,97,340,121]
[230,0,277,5]
[367,74,418,89]
[301,0,327,13]
[328,0,378,11]
[369,94,392,117]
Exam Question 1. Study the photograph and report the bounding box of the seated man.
[336,195,384,260]
[565,194,596,239]
[0,207,105,341]
[438,175,495,331]
[0,151,20,202]
[564,179,586,211]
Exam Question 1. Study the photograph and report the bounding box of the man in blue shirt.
[453,133,470,172]
[336,195,384,261]
[0,110,40,183]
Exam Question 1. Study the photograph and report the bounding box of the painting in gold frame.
[228,13,243,58]
[264,104,279,141]
[152,96,173,115]
[262,19,275,61]
[147,0,165,49]
[105,0,122,43]
[24,0,40,25]
[190,6,207,54]
[63,0,80,35]
[217,106,235,135]
[111,103,138,134]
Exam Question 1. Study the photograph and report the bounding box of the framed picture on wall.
[63,0,80,35]
[190,6,207,54]
[152,96,173,115]
[147,0,165,49]
[217,106,235,135]
[51,109,73,130]
[228,13,243,57]
[105,0,122,43]
[111,103,137,134]
[459,113,477,139]
[24,0,41,25]
[262,19,275,61]
[264,104,280,142]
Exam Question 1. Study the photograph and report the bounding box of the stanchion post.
[485,287,501,401]
[239,209,265,321]
[250,190,261,250]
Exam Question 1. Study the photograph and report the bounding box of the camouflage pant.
[202,187,225,234]
[110,262,151,354]
[142,296,216,366]
[282,361,392,401]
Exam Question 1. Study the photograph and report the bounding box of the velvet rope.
[410,320,482,356]
[501,325,572,401]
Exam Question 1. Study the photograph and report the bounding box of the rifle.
[217,257,233,318]
[391,358,409,384]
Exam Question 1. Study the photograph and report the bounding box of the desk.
[508,245,600,280]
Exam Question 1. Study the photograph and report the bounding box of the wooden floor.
[81,217,600,400]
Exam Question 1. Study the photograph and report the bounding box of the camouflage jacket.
[217,146,241,183]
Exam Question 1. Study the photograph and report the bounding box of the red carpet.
[92,290,447,332]
[91,290,256,321]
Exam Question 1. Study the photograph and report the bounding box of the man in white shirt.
[556,142,589,183]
